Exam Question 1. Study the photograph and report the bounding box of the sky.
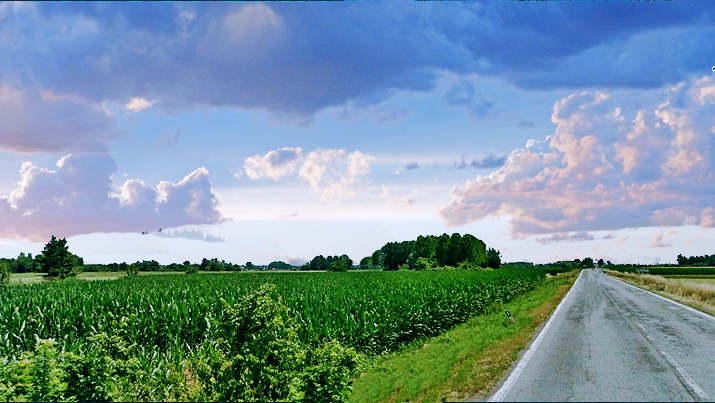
[0,0,713,266]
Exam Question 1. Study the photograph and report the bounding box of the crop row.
[0,270,544,358]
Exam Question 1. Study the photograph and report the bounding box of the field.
[0,269,545,401]
[605,270,715,316]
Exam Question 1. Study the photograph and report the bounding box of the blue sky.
[0,0,713,265]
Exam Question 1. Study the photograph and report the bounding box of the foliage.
[36,236,81,279]
[245,262,255,270]
[0,271,544,359]
[0,260,10,285]
[677,254,715,266]
[371,250,383,268]
[197,284,304,402]
[380,233,487,271]
[0,338,67,402]
[299,340,357,403]
[126,263,140,276]
[186,264,198,274]
[307,254,353,271]
[328,261,349,272]
[269,261,293,270]
[359,256,372,266]
[487,248,501,269]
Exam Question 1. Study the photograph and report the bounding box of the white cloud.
[0,154,226,241]
[125,97,153,112]
[440,75,715,237]
[244,147,303,180]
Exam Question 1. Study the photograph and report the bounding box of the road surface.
[489,269,715,402]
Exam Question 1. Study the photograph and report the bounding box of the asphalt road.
[489,269,715,402]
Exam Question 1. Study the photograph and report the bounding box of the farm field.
[0,269,544,402]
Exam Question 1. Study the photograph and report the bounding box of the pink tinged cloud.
[440,75,715,237]
[0,154,225,242]
[0,82,119,153]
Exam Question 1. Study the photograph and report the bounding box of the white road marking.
[488,270,586,402]
[608,275,715,322]
[636,323,710,401]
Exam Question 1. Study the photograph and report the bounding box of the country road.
[488,269,715,402]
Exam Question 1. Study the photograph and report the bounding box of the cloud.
[243,147,303,180]
[243,147,375,204]
[441,78,495,118]
[535,231,595,244]
[647,231,676,248]
[0,154,226,241]
[405,162,419,170]
[4,1,709,121]
[453,153,507,170]
[125,97,153,112]
[517,120,536,129]
[0,81,119,153]
[381,184,416,210]
[441,75,715,237]
[155,228,225,242]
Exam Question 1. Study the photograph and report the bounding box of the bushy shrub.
[0,260,9,285]
[328,261,349,272]
[0,338,67,402]
[195,284,304,402]
[126,263,140,276]
[298,340,358,403]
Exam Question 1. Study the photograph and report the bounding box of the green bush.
[0,261,9,285]
[298,340,358,403]
[126,263,140,276]
[328,261,349,272]
[186,264,198,274]
[0,338,67,402]
[196,284,304,402]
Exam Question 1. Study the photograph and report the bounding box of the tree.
[245,262,255,270]
[371,250,383,267]
[327,261,348,272]
[598,259,604,267]
[359,256,372,266]
[677,254,687,266]
[582,257,594,268]
[486,248,501,269]
[36,236,80,279]
[0,260,9,284]
[126,263,139,276]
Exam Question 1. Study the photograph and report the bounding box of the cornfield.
[0,270,543,359]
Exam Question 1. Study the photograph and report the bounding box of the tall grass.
[606,270,715,306]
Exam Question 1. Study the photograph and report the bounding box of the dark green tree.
[36,236,81,279]
[327,261,348,272]
[371,250,383,267]
[582,257,594,268]
[359,256,372,266]
[486,248,501,269]
[597,258,604,267]
[245,261,255,270]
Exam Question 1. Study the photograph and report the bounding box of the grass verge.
[348,270,580,403]
[605,270,715,317]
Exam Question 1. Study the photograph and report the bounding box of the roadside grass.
[348,270,580,403]
[605,270,715,317]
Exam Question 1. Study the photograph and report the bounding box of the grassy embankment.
[605,270,715,317]
[349,270,580,403]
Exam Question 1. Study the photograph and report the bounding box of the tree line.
[677,254,715,266]
[358,233,498,271]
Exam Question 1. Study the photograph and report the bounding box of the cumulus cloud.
[243,147,375,204]
[0,154,225,241]
[0,81,119,153]
[441,76,715,237]
[381,185,416,210]
[243,147,303,180]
